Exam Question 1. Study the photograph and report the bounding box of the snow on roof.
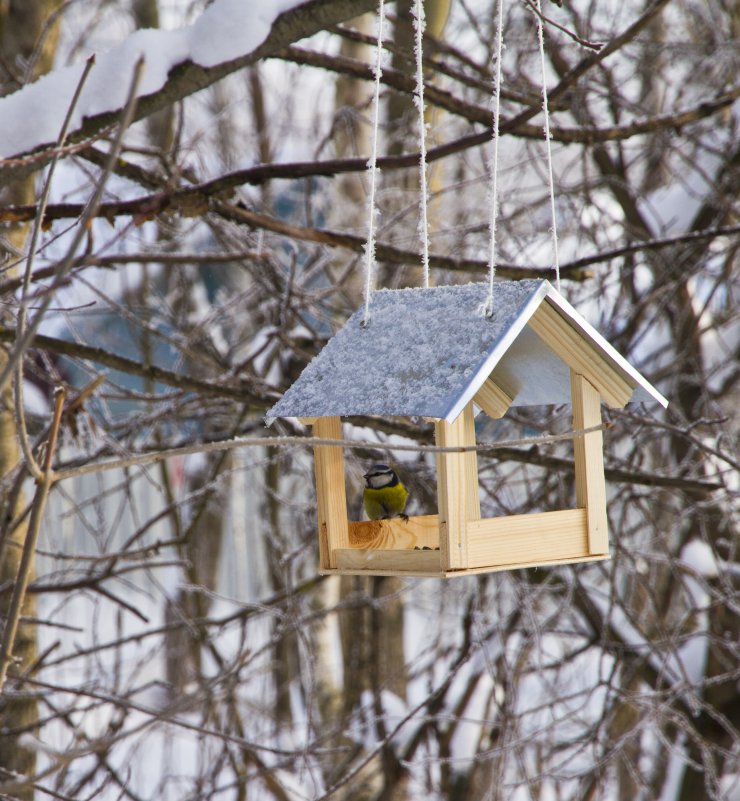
[267,280,667,424]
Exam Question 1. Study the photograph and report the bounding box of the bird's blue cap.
[364,463,391,477]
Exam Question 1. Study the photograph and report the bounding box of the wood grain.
[312,416,349,570]
[466,508,589,567]
[571,372,610,555]
[335,547,442,574]
[348,514,439,549]
[435,413,471,569]
[474,378,514,419]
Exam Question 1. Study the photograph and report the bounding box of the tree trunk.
[0,3,62,795]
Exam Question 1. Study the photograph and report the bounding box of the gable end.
[528,300,634,408]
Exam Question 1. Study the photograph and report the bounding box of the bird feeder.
[267,280,667,577]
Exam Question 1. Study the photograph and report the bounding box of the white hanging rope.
[362,0,387,326]
[485,0,505,317]
[413,0,430,288]
[533,0,561,292]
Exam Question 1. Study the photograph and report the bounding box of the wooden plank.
[349,514,439,550]
[312,417,349,570]
[473,378,514,420]
[462,405,481,522]
[528,301,633,408]
[323,552,608,578]
[335,547,442,574]
[435,413,470,570]
[445,552,609,576]
[466,509,590,568]
[571,372,610,555]
[298,417,318,425]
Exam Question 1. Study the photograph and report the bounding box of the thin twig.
[14,55,96,481]
[522,0,605,51]
[0,327,268,403]
[0,387,65,691]
[52,424,613,483]
[0,56,145,395]
[0,249,272,294]
[2,78,735,232]
[17,55,95,308]
[1,221,737,298]
[46,422,723,494]
[64,374,105,415]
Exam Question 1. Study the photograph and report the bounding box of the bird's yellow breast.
[363,482,409,519]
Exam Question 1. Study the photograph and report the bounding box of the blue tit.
[363,463,409,521]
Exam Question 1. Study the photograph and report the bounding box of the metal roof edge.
[443,280,550,422]
[542,282,668,408]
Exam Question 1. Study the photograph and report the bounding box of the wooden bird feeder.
[267,280,667,577]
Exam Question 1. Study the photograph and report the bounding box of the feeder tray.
[267,280,667,577]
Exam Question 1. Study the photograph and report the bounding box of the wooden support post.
[462,404,481,522]
[312,417,349,570]
[435,407,476,570]
[571,372,609,555]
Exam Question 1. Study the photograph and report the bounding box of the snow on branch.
[0,0,377,180]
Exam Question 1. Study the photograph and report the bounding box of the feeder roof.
[266,280,667,424]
